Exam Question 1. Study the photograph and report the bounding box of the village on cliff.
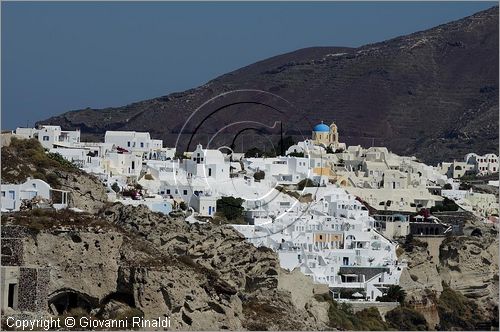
[2,122,498,305]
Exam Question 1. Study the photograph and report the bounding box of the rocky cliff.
[2,205,330,330]
[38,7,499,164]
[399,212,499,329]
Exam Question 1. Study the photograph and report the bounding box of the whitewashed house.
[49,147,88,168]
[438,161,474,178]
[145,160,180,181]
[373,214,410,239]
[15,125,80,149]
[233,190,403,302]
[114,196,173,215]
[190,192,218,217]
[184,144,229,181]
[1,179,68,212]
[442,189,498,217]
[105,131,154,153]
[103,151,143,177]
[464,153,499,175]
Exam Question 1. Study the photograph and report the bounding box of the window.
[208,168,212,177]
[183,190,187,195]
[8,191,15,200]
[8,283,17,308]
[43,136,49,141]
[140,142,144,148]
[1,191,5,197]
[127,141,131,147]
[166,189,171,194]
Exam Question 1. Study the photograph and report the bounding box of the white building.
[103,151,143,177]
[49,147,89,168]
[184,144,229,181]
[442,189,498,217]
[372,214,410,239]
[114,195,173,215]
[1,179,68,212]
[464,153,499,175]
[15,125,80,149]
[105,131,156,153]
[438,161,475,178]
[190,192,218,217]
[232,186,403,302]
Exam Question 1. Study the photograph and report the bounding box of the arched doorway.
[48,289,97,315]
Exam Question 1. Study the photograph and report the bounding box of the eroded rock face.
[6,204,328,330]
[56,170,108,213]
[22,231,122,301]
[400,214,499,329]
[438,228,499,325]
[100,204,282,295]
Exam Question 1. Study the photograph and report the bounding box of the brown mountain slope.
[38,7,499,164]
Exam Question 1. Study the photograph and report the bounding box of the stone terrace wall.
[1,225,50,312]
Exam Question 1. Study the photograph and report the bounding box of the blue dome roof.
[313,123,330,132]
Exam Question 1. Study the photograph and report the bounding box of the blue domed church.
[312,121,340,148]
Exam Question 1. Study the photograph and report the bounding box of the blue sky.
[1,1,496,129]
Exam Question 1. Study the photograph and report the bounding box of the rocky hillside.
[2,205,330,330]
[1,136,108,212]
[38,7,499,164]
[399,212,499,330]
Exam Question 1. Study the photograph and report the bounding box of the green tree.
[377,285,406,304]
[216,196,244,220]
[430,197,459,213]
[437,283,481,330]
[174,151,188,160]
[245,147,264,158]
[111,182,120,193]
[297,178,318,190]
[385,307,429,330]
[459,182,471,190]
[253,170,265,181]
